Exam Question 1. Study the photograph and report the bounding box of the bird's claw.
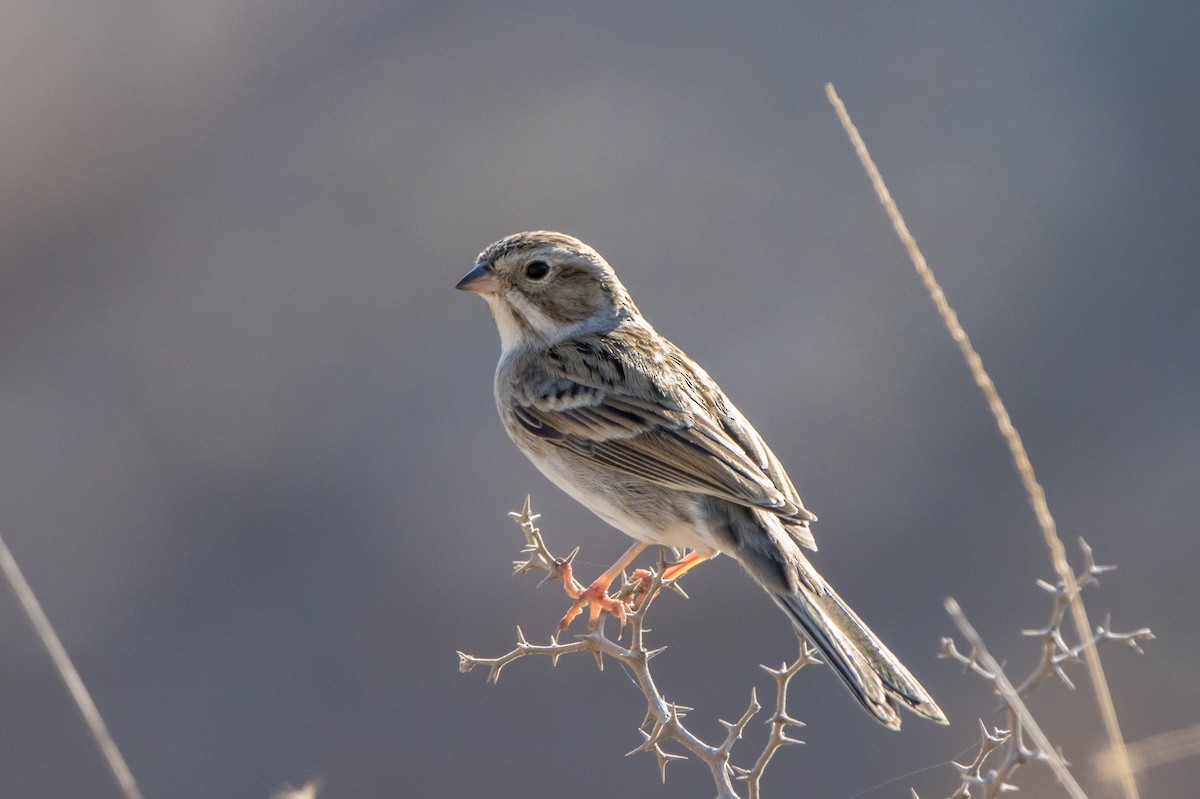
[558,560,633,631]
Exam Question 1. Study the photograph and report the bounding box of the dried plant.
[458,497,817,799]
[927,541,1152,798]
[826,83,1157,797]
[0,531,145,799]
[1097,723,1200,781]
[460,93,1164,799]
[272,779,324,799]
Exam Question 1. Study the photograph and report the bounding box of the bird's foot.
[627,568,658,611]
[626,549,718,610]
[558,561,630,631]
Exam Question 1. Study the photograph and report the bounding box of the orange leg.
[661,548,718,582]
[630,548,719,600]
[558,541,648,631]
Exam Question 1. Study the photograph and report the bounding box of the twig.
[735,649,818,799]
[825,82,1140,799]
[458,498,816,799]
[945,597,1087,799]
[935,541,1152,797]
[0,531,144,799]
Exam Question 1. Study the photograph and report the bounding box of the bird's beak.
[455,263,500,294]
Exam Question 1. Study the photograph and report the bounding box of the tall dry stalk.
[0,532,144,799]
[825,82,1139,799]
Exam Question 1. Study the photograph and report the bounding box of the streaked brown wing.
[508,331,817,536]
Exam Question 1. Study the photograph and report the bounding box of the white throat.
[485,295,533,353]
[486,291,570,354]
[486,291,622,356]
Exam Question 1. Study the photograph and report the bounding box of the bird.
[456,230,946,729]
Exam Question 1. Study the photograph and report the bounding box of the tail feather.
[710,500,945,729]
[773,558,947,729]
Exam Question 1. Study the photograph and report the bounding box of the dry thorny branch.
[457,497,815,799]
[924,540,1153,799]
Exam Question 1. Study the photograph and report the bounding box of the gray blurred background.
[1,2,1197,798]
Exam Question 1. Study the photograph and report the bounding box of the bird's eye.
[525,260,550,280]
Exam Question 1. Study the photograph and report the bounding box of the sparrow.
[456,230,946,729]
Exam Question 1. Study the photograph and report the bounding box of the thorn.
[977,718,1003,744]
[656,748,687,783]
[625,728,655,757]
[1056,746,1072,767]
[668,581,689,598]
[565,546,580,565]
[760,662,785,677]
[668,701,693,718]
[1017,736,1038,759]
[644,645,668,661]
[515,626,527,645]
[1078,537,1117,576]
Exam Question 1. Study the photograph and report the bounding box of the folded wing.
[508,329,817,548]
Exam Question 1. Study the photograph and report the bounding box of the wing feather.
[506,328,817,540]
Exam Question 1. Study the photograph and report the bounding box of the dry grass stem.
[1096,723,1200,781]
[824,82,1140,799]
[272,779,325,799]
[458,498,817,799]
[0,531,144,799]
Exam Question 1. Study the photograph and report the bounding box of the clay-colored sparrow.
[457,230,945,729]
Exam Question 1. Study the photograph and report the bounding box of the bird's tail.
[770,555,947,730]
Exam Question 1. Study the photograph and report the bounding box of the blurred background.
[1,2,1197,797]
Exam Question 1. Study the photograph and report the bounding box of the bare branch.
[946,597,1087,799]
[458,500,818,799]
[935,542,1152,797]
[736,643,819,799]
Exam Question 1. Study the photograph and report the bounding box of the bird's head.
[456,231,639,352]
